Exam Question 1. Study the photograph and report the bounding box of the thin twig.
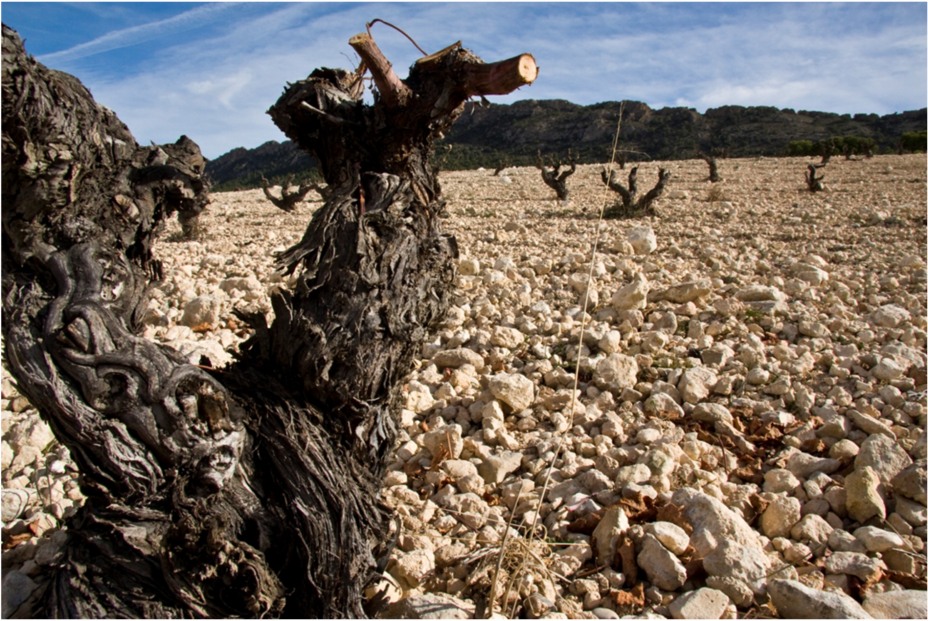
[366,18,428,56]
[486,483,525,618]
[299,101,355,125]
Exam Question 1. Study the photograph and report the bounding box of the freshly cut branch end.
[465,53,538,96]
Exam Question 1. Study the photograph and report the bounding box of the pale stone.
[847,410,895,439]
[787,452,841,479]
[422,424,464,460]
[705,576,753,608]
[627,226,657,255]
[458,258,480,276]
[852,526,903,552]
[592,507,629,567]
[895,496,927,526]
[491,326,524,349]
[653,280,712,304]
[406,381,435,414]
[180,295,221,328]
[1,488,33,523]
[441,459,479,483]
[767,579,871,619]
[646,521,690,555]
[478,451,522,484]
[761,495,802,539]
[638,534,687,591]
[218,275,261,297]
[643,392,685,418]
[790,514,834,546]
[678,367,717,404]
[385,593,475,619]
[703,344,735,367]
[828,529,867,554]
[869,304,910,328]
[829,439,860,460]
[891,461,927,504]
[735,285,786,302]
[668,588,731,620]
[433,348,485,369]
[823,551,885,582]
[703,539,771,596]
[612,273,649,311]
[594,354,639,391]
[855,434,912,484]
[871,359,905,381]
[672,488,765,557]
[489,373,534,411]
[862,590,927,620]
[598,330,623,355]
[443,493,488,530]
[845,466,886,522]
[0,441,12,471]
[691,402,733,424]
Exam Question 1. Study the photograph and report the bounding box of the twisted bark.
[2,22,536,618]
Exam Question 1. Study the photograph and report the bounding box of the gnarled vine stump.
[601,165,671,219]
[260,174,328,211]
[1,22,536,618]
[805,163,825,193]
[699,152,721,183]
[535,150,576,201]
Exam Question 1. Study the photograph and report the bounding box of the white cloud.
[186,70,253,109]
[36,3,925,159]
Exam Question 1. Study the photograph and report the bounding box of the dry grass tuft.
[705,184,727,203]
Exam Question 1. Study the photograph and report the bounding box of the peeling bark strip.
[2,22,534,617]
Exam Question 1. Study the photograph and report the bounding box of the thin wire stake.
[366,19,428,56]
[528,102,626,541]
[483,101,625,621]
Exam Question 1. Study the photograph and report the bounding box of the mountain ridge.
[205,99,926,190]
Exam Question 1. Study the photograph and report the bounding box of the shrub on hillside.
[900,130,927,153]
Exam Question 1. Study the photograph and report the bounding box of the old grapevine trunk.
[1,23,535,618]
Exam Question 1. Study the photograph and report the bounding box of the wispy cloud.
[13,2,924,159]
[41,3,239,64]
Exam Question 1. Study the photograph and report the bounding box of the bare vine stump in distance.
[260,174,324,211]
[1,22,536,618]
[535,150,576,201]
[601,165,672,218]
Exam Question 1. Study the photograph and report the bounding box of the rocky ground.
[2,154,926,619]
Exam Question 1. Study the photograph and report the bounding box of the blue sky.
[3,2,925,160]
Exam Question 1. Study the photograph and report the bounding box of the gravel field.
[3,154,926,619]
